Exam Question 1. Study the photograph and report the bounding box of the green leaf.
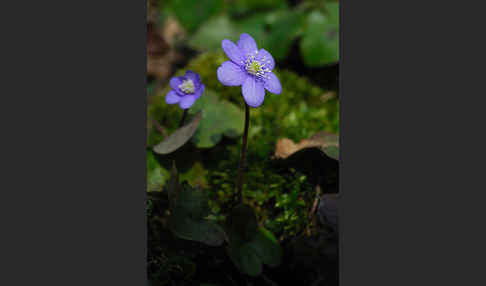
[167,0,224,33]
[170,217,226,247]
[300,4,339,66]
[189,16,238,51]
[168,173,226,246]
[264,10,305,60]
[226,204,259,243]
[228,243,262,277]
[147,150,169,192]
[153,111,202,154]
[189,90,245,148]
[173,182,210,218]
[225,204,282,276]
[249,228,282,267]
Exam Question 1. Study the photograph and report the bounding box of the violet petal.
[193,84,205,99]
[263,72,282,94]
[169,76,184,92]
[165,90,181,104]
[237,33,258,57]
[242,76,265,107]
[217,61,247,86]
[179,95,196,109]
[222,39,245,66]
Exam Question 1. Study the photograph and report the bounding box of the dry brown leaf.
[274,131,338,159]
[274,138,299,159]
[147,50,182,80]
[162,17,185,45]
[147,17,185,80]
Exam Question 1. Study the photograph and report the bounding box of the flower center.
[244,51,271,79]
[178,79,195,94]
[247,61,262,75]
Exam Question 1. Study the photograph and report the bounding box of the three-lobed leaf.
[225,204,282,276]
[249,228,282,267]
[167,168,226,246]
[189,90,245,148]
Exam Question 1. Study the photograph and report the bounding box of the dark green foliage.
[147,150,169,192]
[300,4,339,66]
[167,167,226,246]
[174,1,339,66]
[164,0,224,33]
[226,204,282,276]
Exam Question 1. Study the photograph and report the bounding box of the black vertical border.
[0,0,147,285]
[341,1,486,286]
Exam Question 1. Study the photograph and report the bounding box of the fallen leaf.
[147,22,168,56]
[153,112,202,155]
[147,20,183,80]
[274,131,339,160]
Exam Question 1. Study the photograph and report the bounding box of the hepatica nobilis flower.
[217,33,282,107]
[165,71,205,109]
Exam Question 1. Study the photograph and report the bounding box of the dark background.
[1,0,485,285]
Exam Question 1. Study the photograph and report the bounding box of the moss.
[148,51,339,240]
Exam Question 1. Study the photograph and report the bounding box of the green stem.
[178,109,188,128]
[236,103,250,203]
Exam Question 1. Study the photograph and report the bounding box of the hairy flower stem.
[236,103,250,203]
[178,109,188,128]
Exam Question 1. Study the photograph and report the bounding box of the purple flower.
[217,33,282,108]
[165,70,205,109]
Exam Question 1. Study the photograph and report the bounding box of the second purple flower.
[166,70,205,109]
[217,33,282,108]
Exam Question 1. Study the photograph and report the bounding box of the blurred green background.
[148,0,339,83]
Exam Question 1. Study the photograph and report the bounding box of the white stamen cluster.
[242,50,272,80]
[178,79,195,94]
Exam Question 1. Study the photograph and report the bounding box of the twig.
[309,185,322,219]
[306,185,322,235]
